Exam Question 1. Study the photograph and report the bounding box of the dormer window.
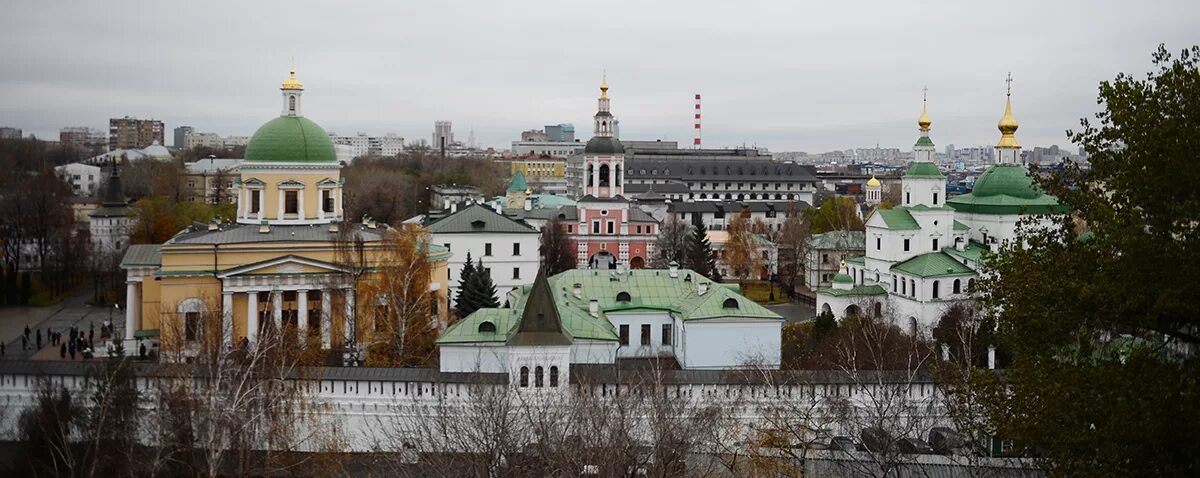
[478,321,496,333]
[722,298,739,309]
[616,291,631,302]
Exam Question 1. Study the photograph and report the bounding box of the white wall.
[439,344,508,373]
[609,311,677,359]
[436,232,541,306]
[570,340,619,364]
[681,320,781,369]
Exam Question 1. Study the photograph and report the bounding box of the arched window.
[519,366,529,387]
[535,366,544,388]
[910,279,916,297]
[478,321,496,333]
[288,95,296,112]
[616,291,631,302]
[967,278,975,291]
[722,298,739,309]
[550,366,559,387]
[901,279,906,295]
[953,279,961,294]
[587,164,594,186]
[932,280,940,299]
[599,164,610,187]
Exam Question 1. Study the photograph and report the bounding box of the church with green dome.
[818,82,1068,331]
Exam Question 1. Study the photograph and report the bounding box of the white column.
[236,185,245,219]
[277,189,285,220]
[592,162,599,196]
[607,162,615,197]
[246,291,258,344]
[317,190,325,221]
[272,290,283,330]
[257,190,264,222]
[320,289,332,348]
[343,287,356,344]
[298,289,309,341]
[124,280,140,340]
[335,187,343,220]
[298,189,305,220]
[222,291,234,349]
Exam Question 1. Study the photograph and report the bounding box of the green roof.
[874,207,921,230]
[507,171,528,192]
[890,251,975,278]
[833,273,854,284]
[121,245,162,268]
[953,220,970,231]
[244,116,337,163]
[914,136,935,147]
[819,284,888,297]
[903,162,945,179]
[844,255,865,265]
[438,268,781,345]
[943,241,989,265]
[945,165,1068,215]
[426,204,538,235]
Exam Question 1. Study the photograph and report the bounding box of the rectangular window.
[662,324,673,345]
[903,239,910,252]
[322,190,334,213]
[933,238,939,250]
[822,253,829,264]
[184,312,201,341]
[513,243,520,255]
[484,243,492,256]
[636,225,642,234]
[285,191,298,214]
[443,243,451,251]
[592,221,600,234]
[619,324,629,345]
[646,225,653,234]
[512,267,520,279]
[641,324,651,346]
[250,190,261,214]
[876,237,882,250]
[606,221,614,234]
[567,224,574,233]
[933,193,939,205]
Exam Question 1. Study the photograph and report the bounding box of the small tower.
[506,269,573,392]
[506,171,529,209]
[902,88,947,207]
[583,74,625,198]
[914,86,935,163]
[995,73,1022,165]
[865,175,882,206]
[281,68,303,117]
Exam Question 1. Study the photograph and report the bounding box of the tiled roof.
[426,204,538,235]
[625,159,818,182]
[121,245,162,268]
[890,252,975,278]
[874,207,921,230]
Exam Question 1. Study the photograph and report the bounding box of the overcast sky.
[1,1,1197,152]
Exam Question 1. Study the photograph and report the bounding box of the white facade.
[511,140,583,158]
[330,132,404,158]
[437,232,541,306]
[54,163,102,196]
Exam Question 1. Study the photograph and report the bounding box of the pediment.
[217,255,347,278]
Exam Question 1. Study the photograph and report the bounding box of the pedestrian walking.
[88,329,94,345]
[60,343,65,359]
[21,335,27,351]
[24,325,30,339]
[36,330,42,350]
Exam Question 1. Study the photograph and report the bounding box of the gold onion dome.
[281,69,303,90]
[867,175,881,187]
[599,77,609,99]
[996,95,1020,148]
[918,103,932,131]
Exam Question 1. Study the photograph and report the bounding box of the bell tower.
[281,68,303,117]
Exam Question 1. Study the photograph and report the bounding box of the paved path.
[0,290,121,360]
[767,301,816,324]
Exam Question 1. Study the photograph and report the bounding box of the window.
[932,280,940,299]
[647,225,653,234]
[910,279,916,296]
[484,243,492,256]
[288,95,296,112]
[184,312,201,341]
[535,366,544,388]
[606,221,614,234]
[822,253,829,264]
[662,324,673,345]
[443,243,451,251]
[592,221,600,234]
[903,239,910,252]
[876,237,882,250]
[906,192,911,204]
[933,238,939,250]
[636,225,642,234]
[567,224,573,233]
[322,190,334,213]
[953,279,961,294]
[619,324,629,345]
[640,324,651,346]
[519,366,529,387]
[550,366,559,387]
[513,243,520,255]
[285,191,298,214]
[250,190,261,214]
[933,192,939,205]
[901,278,906,294]
[512,267,520,279]
[616,291,631,302]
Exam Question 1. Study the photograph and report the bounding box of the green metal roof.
[844,255,865,265]
[945,165,1068,215]
[507,171,528,192]
[426,204,538,235]
[874,207,921,230]
[244,116,337,163]
[437,268,781,345]
[818,284,887,297]
[943,241,989,265]
[953,220,970,231]
[809,230,865,250]
[833,273,854,284]
[121,245,162,268]
[890,251,975,278]
[914,136,935,147]
[903,162,945,179]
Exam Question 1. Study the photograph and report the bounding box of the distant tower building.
[914,87,935,163]
[109,117,164,150]
[902,88,947,208]
[90,162,133,253]
[865,175,882,206]
[433,121,454,151]
[583,76,623,199]
[994,73,1022,165]
[174,126,194,149]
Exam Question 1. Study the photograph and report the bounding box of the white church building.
[817,87,1067,331]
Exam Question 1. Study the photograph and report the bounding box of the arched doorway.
[820,303,832,315]
[874,302,883,318]
[629,256,645,269]
[844,304,862,317]
[590,251,616,270]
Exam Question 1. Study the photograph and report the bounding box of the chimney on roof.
[524,197,532,211]
[572,283,582,299]
[956,237,966,251]
[668,261,679,278]
[698,282,709,295]
[450,202,457,214]
[588,299,599,317]
[493,203,502,214]
[207,220,218,232]
[444,199,451,211]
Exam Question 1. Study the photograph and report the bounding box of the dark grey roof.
[426,204,538,235]
[625,159,817,182]
[166,222,385,245]
[507,270,573,346]
[91,165,131,218]
[0,360,507,384]
[668,200,811,214]
[506,205,578,222]
[584,136,624,154]
[624,182,692,195]
[121,245,162,268]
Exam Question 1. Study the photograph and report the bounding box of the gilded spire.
[599,70,609,99]
[281,68,303,90]
[918,85,932,132]
[996,72,1020,148]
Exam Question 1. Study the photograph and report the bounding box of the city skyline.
[1,1,1197,151]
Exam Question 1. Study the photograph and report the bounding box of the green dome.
[833,273,854,284]
[245,116,337,163]
[507,171,528,192]
[970,164,1041,199]
[904,162,945,179]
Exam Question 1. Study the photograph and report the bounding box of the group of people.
[5,322,106,360]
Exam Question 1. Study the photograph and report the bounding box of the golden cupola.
[996,75,1020,149]
[599,77,609,99]
[281,69,304,90]
[918,100,932,132]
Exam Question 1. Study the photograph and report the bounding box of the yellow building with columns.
[120,70,450,360]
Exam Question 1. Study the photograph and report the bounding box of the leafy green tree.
[803,196,864,234]
[454,251,476,318]
[969,45,1200,476]
[685,220,718,280]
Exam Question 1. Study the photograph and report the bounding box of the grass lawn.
[740,280,790,305]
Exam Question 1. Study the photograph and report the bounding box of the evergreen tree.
[685,220,718,279]
[458,259,499,318]
[454,252,476,318]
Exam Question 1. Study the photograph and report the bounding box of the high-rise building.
[433,121,454,150]
[174,126,194,148]
[545,123,575,142]
[60,127,107,149]
[109,117,164,150]
[0,127,22,139]
[184,132,223,149]
[329,132,404,158]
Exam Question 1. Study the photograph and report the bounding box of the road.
[766,301,815,324]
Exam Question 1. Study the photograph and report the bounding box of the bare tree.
[777,202,811,296]
[650,215,691,268]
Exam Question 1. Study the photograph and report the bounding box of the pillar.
[335,187,343,220]
[272,290,283,331]
[222,291,234,349]
[298,189,305,220]
[320,289,332,348]
[592,161,600,196]
[343,287,356,344]
[607,162,615,197]
[246,291,258,344]
[298,289,309,341]
[277,189,285,220]
[124,280,140,340]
